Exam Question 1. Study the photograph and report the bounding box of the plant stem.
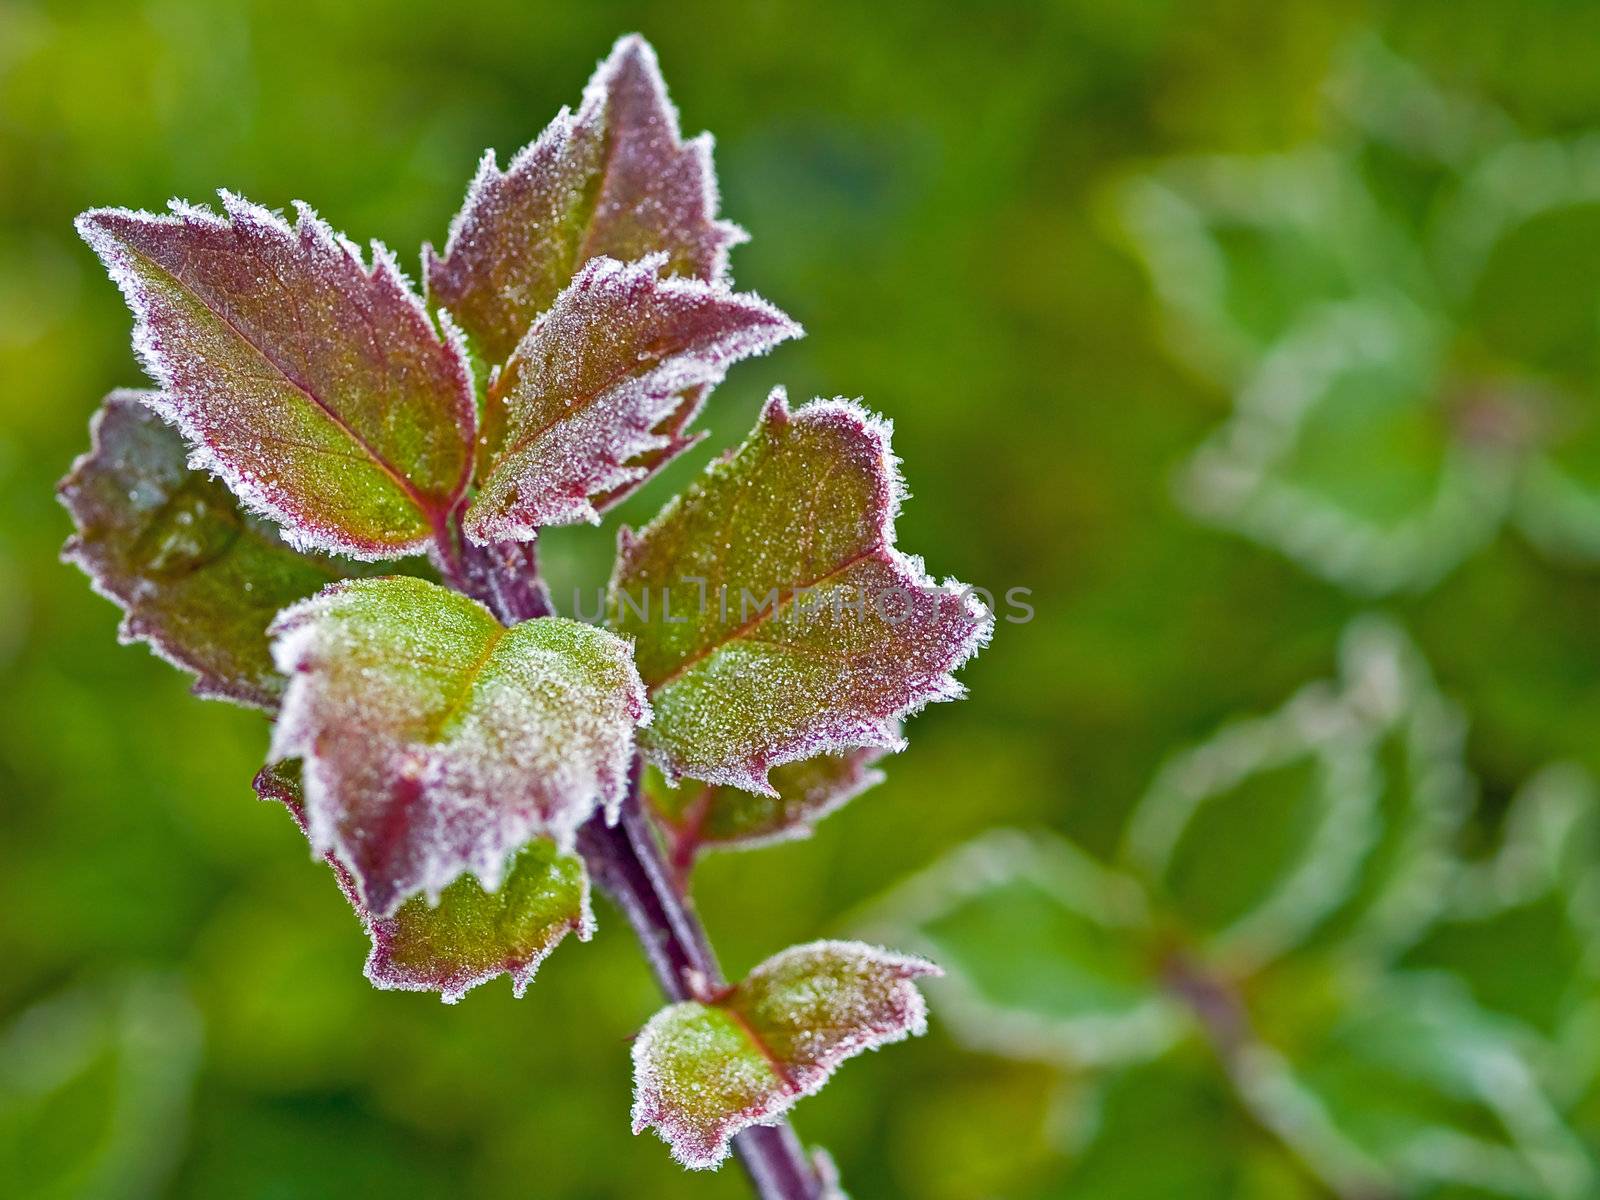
[475,548,826,1200]
[577,767,827,1200]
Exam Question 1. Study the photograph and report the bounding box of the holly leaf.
[858,829,1183,1068]
[256,762,593,1004]
[609,390,992,794]
[630,940,938,1169]
[425,33,746,368]
[267,576,647,916]
[463,256,798,541]
[643,743,891,871]
[76,193,476,559]
[58,391,368,710]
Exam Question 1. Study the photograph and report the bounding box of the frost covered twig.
[62,32,986,1195]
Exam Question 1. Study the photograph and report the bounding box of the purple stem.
[577,768,826,1200]
[477,547,825,1200]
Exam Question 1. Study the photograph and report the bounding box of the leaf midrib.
[125,239,450,528]
[641,544,888,693]
[722,1003,801,1095]
[425,622,511,741]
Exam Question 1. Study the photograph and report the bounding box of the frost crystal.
[425,34,747,366]
[630,940,939,1169]
[76,194,476,560]
[465,256,799,541]
[268,576,647,916]
[58,391,364,710]
[645,743,893,873]
[610,389,992,793]
[256,762,594,1003]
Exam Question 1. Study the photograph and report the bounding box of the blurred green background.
[4,1,1600,1196]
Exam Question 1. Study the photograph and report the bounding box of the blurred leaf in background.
[865,618,1600,1197]
[8,0,1600,1197]
[1116,37,1600,596]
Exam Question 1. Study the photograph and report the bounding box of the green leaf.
[267,576,647,916]
[630,940,937,1169]
[76,194,476,559]
[256,761,593,1004]
[1115,146,1423,388]
[1405,765,1600,1090]
[1275,973,1596,1199]
[58,391,368,710]
[859,829,1181,1068]
[1304,617,1475,961]
[1177,300,1518,598]
[1455,138,1600,563]
[608,390,991,794]
[1052,1052,1322,1200]
[642,743,890,871]
[1121,624,1386,969]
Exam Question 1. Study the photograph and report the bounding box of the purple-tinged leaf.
[608,390,992,794]
[256,762,593,1003]
[463,256,798,541]
[425,33,747,368]
[644,745,891,875]
[589,383,710,514]
[631,940,939,1169]
[58,391,368,710]
[267,576,647,916]
[76,193,476,560]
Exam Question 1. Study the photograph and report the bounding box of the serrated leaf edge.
[76,192,476,562]
[630,940,938,1170]
[619,388,994,796]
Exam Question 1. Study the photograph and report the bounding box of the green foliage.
[610,390,989,793]
[58,392,372,708]
[1118,37,1600,596]
[11,1,1600,1195]
[867,619,1600,1198]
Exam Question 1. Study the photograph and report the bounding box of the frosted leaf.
[464,256,798,541]
[855,829,1184,1069]
[1301,616,1475,961]
[630,940,938,1170]
[644,743,892,875]
[75,193,476,560]
[57,391,367,710]
[1112,35,1511,391]
[608,390,992,793]
[1113,146,1414,389]
[1115,43,1600,598]
[267,576,647,916]
[425,33,747,367]
[256,762,593,1003]
[1448,135,1600,563]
